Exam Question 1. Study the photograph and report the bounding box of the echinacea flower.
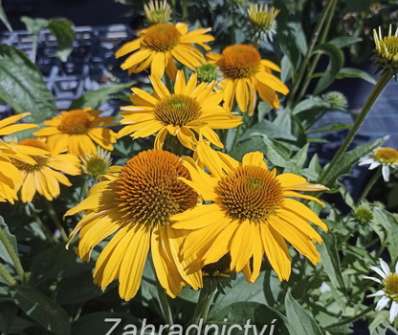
[172,142,328,282]
[118,71,242,150]
[65,150,202,301]
[208,44,289,115]
[115,23,214,78]
[10,139,80,203]
[364,258,398,323]
[373,25,398,74]
[359,147,398,182]
[0,113,42,203]
[81,148,112,179]
[144,0,171,24]
[247,3,279,41]
[34,108,117,157]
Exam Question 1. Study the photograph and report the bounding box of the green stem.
[320,70,393,186]
[359,168,382,202]
[297,0,338,101]
[31,207,56,243]
[46,203,68,243]
[0,263,16,287]
[192,284,217,324]
[181,0,189,20]
[324,307,373,330]
[287,0,335,107]
[0,227,24,281]
[155,278,174,325]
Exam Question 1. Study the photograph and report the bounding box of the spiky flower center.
[11,139,48,171]
[113,150,197,226]
[215,166,283,222]
[384,273,398,301]
[217,44,261,79]
[154,95,201,126]
[374,147,398,165]
[142,23,181,52]
[58,110,94,134]
[248,4,279,31]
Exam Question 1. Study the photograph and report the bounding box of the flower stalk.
[320,70,393,186]
[192,283,217,324]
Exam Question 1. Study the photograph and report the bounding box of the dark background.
[3,0,133,29]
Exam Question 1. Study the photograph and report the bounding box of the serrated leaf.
[0,45,56,123]
[13,285,71,335]
[313,43,345,94]
[48,18,75,62]
[284,291,323,335]
[70,83,133,109]
[336,67,376,85]
[0,0,12,32]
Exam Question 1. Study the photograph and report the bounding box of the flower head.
[364,259,398,323]
[66,150,202,301]
[115,22,214,78]
[196,63,221,83]
[322,91,348,110]
[354,205,373,224]
[172,142,328,282]
[34,108,116,157]
[248,3,279,41]
[144,0,171,24]
[208,44,289,115]
[118,71,242,150]
[373,25,398,74]
[359,147,398,182]
[81,148,112,179]
[10,139,80,202]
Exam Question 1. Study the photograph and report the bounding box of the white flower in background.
[364,259,398,323]
[359,147,398,182]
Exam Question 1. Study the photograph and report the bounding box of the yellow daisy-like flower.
[65,150,202,301]
[248,3,279,40]
[118,71,242,150]
[115,23,214,78]
[144,0,171,24]
[0,113,42,203]
[11,139,81,203]
[34,108,117,157]
[81,148,112,179]
[172,142,328,282]
[208,44,289,115]
[373,25,398,73]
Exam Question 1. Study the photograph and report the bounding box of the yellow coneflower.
[115,22,214,78]
[0,113,43,203]
[208,44,289,115]
[34,108,117,157]
[172,142,328,282]
[248,3,279,40]
[65,150,202,301]
[374,25,398,73]
[81,148,112,179]
[144,0,171,24]
[11,139,80,203]
[118,71,242,150]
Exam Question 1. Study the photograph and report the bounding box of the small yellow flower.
[172,142,328,282]
[81,148,112,179]
[248,3,279,40]
[10,139,80,203]
[115,23,214,78]
[144,0,171,24]
[373,25,398,73]
[118,71,242,150]
[66,150,202,301]
[34,108,117,157]
[208,44,289,115]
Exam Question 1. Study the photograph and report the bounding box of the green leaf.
[328,36,362,49]
[336,67,376,85]
[48,18,75,62]
[284,291,323,335]
[70,82,133,109]
[372,208,398,261]
[241,120,296,142]
[0,217,18,266]
[0,0,12,31]
[323,138,385,186]
[21,16,48,35]
[293,96,329,115]
[313,43,345,94]
[13,285,71,335]
[0,45,56,123]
